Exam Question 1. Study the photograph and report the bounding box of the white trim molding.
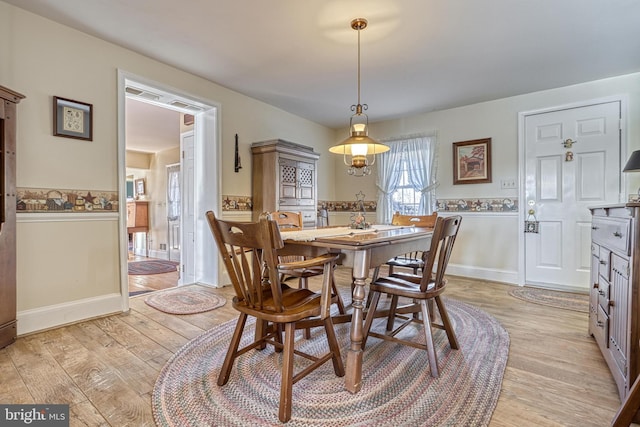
[17,293,124,336]
[446,263,518,285]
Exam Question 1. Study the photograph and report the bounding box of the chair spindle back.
[206,211,286,312]
[420,215,462,292]
[391,211,438,228]
[270,211,303,230]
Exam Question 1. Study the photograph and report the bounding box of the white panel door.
[166,163,181,263]
[524,101,621,290]
[181,131,195,285]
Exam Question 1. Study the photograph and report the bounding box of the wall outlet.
[500,179,517,189]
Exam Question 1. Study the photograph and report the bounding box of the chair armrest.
[277,253,339,272]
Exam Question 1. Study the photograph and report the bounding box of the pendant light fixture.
[329,18,389,176]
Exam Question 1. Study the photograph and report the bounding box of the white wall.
[0,2,337,334]
[331,72,640,284]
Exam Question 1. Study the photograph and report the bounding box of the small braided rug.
[508,286,589,313]
[152,297,509,426]
[145,285,226,315]
[128,260,179,275]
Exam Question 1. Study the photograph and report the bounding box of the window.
[392,151,421,215]
[376,135,437,224]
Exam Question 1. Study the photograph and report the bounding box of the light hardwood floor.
[1,268,635,426]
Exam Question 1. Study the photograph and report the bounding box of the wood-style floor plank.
[6,335,88,405]
[0,350,34,403]
[1,266,637,426]
[42,326,155,427]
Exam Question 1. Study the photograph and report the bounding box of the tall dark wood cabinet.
[251,139,319,228]
[0,86,25,349]
[589,203,640,401]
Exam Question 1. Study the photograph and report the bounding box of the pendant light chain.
[357,25,361,109]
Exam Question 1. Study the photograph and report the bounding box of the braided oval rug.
[145,285,226,315]
[152,297,509,426]
[508,286,589,313]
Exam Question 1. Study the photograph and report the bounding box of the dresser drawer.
[592,217,631,255]
[597,276,610,313]
[592,304,609,349]
[598,247,611,282]
[300,209,316,225]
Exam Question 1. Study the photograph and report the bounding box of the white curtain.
[376,134,438,223]
[406,136,437,214]
[167,164,181,221]
[375,141,403,224]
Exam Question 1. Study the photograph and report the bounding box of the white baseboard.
[17,293,124,336]
[445,263,518,285]
[148,249,169,260]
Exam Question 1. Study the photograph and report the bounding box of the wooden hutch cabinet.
[251,139,319,228]
[589,203,640,400]
[0,86,25,349]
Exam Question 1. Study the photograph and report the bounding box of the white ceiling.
[7,0,640,132]
[125,98,181,154]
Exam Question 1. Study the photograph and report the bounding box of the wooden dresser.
[0,86,25,348]
[251,139,319,228]
[589,203,640,400]
[127,201,149,233]
[127,201,149,256]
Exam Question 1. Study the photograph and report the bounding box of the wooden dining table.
[278,225,434,393]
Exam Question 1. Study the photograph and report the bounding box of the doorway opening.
[117,71,221,307]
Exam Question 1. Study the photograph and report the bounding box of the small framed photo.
[53,96,93,141]
[453,138,492,185]
[135,178,146,196]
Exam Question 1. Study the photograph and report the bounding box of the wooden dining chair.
[206,211,344,423]
[362,215,462,378]
[270,211,346,317]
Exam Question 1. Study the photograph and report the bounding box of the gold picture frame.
[53,96,93,141]
[453,138,492,185]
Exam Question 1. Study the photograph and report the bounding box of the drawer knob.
[599,260,607,265]
[597,320,605,328]
[592,225,599,230]
[613,231,623,238]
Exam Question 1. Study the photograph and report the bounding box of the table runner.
[279,225,405,241]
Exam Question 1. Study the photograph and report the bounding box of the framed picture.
[453,138,492,185]
[135,178,146,196]
[53,96,93,141]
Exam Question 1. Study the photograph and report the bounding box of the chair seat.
[370,274,437,300]
[232,286,322,323]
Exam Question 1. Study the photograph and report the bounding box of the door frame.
[117,70,222,310]
[516,94,629,286]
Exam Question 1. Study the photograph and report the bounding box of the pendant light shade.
[623,149,640,196]
[623,150,640,172]
[329,18,389,176]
